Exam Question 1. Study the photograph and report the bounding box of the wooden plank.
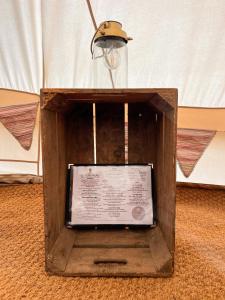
[155,111,165,238]
[149,227,172,274]
[37,104,41,175]
[46,228,75,273]
[41,88,177,99]
[41,88,177,112]
[156,109,176,254]
[96,103,124,163]
[41,109,60,252]
[56,113,67,228]
[161,109,176,254]
[128,103,156,164]
[66,103,94,164]
[42,111,67,254]
[65,248,157,276]
[73,229,150,248]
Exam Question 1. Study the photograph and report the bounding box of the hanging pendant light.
[92,21,132,88]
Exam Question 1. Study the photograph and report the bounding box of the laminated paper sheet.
[69,165,153,225]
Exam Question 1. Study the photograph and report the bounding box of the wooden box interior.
[41,89,177,277]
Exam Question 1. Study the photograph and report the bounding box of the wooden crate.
[41,88,177,277]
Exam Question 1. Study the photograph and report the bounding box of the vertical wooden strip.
[156,109,176,254]
[56,113,67,232]
[96,103,124,163]
[125,103,128,164]
[128,103,156,164]
[66,103,94,164]
[37,104,41,176]
[155,111,165,235]
[161,110,176,253]
[41,109,60,252]
[93,103,97,164]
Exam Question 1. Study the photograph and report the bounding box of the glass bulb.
[103,46,121,70]
[93,37,128,88]
[94,38,125,70]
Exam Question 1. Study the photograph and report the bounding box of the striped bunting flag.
[0,102,38,150]
[177,128,216,177]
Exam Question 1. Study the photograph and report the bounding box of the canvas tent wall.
[0,0,225,185]
[0,89,42,183]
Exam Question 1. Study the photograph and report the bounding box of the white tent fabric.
[0,0,42,93]
[0,1,225,185]
[1,0,225,107]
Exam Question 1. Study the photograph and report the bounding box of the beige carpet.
[0,184,225,300]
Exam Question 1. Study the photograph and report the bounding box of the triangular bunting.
[177,128,216,177]
[0,102,38,150]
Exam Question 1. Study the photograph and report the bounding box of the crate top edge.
[40,88,178,112]
[41,88,178,94]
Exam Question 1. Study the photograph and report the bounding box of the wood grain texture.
[66,103,94,164]
[41,88,177,277]
[41,88,177,96]
[128,103,157,164]
[41,89,177,112]
[163,109,177,254]
[41,109,60,252]
[149,227,172,273]
[152,90,177,110]
[73,229,150,248]
[64,227,172,276]
[41,106,67,255]
[56,113,67,228]
[46,228,75,273]
[96,103,124,164]
[65,248,157,276]
[155,110,177,254]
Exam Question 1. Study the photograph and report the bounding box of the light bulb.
[103,46,121,70]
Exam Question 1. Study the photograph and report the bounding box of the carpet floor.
[0,184,225,300]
